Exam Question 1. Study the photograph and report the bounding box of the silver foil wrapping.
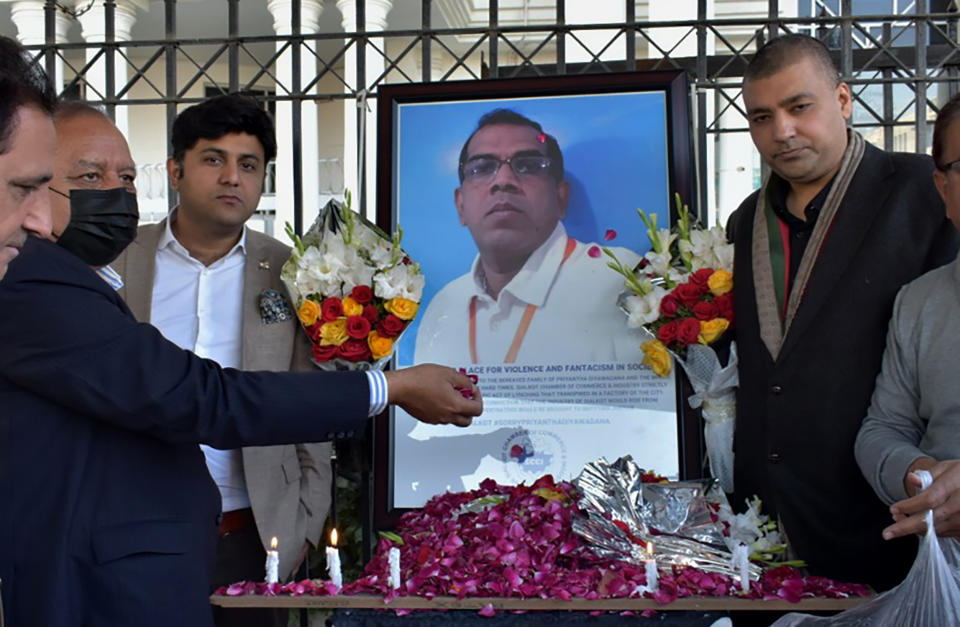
[572,456,762,581]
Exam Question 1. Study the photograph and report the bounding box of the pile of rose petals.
[216,475,871,611]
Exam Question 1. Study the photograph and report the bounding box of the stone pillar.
[337,0,392,221]
[415,49,446,83]
[75,0,138,137]
[7,0,71,90]
[267,0,324,240]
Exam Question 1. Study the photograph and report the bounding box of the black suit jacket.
[728,144,959,591]
[0,238,369,626]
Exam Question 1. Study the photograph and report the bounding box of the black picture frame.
[373,70,700,530]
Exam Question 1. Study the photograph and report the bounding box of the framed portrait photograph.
[374,70,697,527]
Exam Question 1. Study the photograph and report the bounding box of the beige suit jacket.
[113,218,332,580]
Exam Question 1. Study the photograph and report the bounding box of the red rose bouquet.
[605,195,737,492]
[281,191,423,370]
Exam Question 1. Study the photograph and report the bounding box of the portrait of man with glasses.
[414,109,643,366]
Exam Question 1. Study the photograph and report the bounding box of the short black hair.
[745,34,840,87]
[171,94,276,166]
[457,108,564,183]
[933,92,960,169]
[0,36,57,154]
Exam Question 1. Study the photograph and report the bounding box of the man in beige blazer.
[113,94,326,627]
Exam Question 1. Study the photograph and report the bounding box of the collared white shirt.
[415,223,643,366]
[148,216,388,512]
[151,215,251,512]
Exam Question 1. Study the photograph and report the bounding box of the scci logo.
[501,429,567,482]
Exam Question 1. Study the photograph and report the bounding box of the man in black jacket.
[727,34,958,590]
[0,36,55,282]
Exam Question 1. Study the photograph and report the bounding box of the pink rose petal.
[604,229,617,241]
[587,245,601,258]
[208,476,872,609]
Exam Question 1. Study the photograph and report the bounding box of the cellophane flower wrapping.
[606,195,737,492]
[771,470,960,625]
[281,193,424,371]
[571,455,762,583]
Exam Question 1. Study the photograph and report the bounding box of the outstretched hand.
[883,459,960,540]
[385,364,483,427]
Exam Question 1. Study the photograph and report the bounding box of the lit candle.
[326,528,343,589]
[644,541,658,592]
[733,543,750,593]
[388,547,401,590]
[265,536,279,585]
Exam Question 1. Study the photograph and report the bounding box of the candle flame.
[646,541,654,557]
[270,536,278,550]
[330,528,338,547]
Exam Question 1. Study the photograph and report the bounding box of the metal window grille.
[17,0,960,228]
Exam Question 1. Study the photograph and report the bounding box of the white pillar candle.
[388,547,401,589]
[265,536,279,585]
[733,543,750,593]
[644,542,658,591]
[326,528,343,589]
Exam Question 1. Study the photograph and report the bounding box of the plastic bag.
[771,470,960,626]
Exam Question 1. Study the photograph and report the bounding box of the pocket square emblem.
[259,289,293,324]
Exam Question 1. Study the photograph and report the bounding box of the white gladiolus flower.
[682,229,715,264]
[322,235,350,266]
[297,245,325,271]
[623,286,667,327]
[652,227,677,253]
[373,264,410,299]
[353,223,379,249]
[644,250,673,277]
[714,241,734,273]
[296,248,342,296]
[401,271,425,301]
[752,530,783,554]
[340,263,376,297]
[369,241,395,269]
[294,268,326,298]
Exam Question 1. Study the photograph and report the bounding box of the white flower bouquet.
[605,195,738,492]
[281,191,424,370]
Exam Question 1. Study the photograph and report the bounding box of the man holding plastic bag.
[855,91,960,542]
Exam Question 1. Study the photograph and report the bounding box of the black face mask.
[53,187,139,267]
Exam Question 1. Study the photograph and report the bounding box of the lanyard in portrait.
[469,236,577,364]
[765,203,792,324]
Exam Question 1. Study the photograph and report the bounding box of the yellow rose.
[707,269,733,296]
[319,318,348,346]
[384,297,419,321]
[297,299,320,326]
[341,297,363,316]
[641,339,672,377]
[698,318,730,345]
[367,330,394,360]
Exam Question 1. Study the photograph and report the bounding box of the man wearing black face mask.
[48,102,139,287]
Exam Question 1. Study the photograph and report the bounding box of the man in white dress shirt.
[415,109,641,366]
[113,94,321,627]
